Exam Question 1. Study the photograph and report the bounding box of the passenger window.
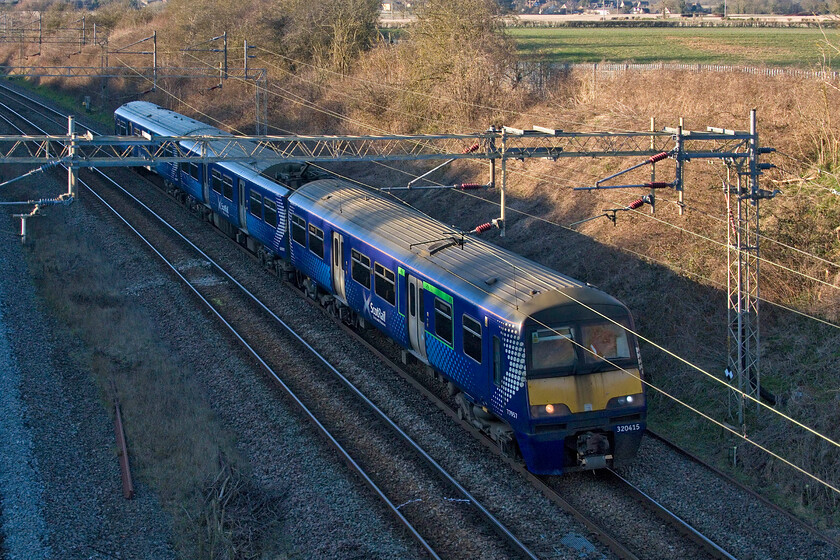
[211,169,222,194]
[462,315,482,363]
[264,198,277,226]
[309,224,325,259]
[249,191,262,218]
[418,286,424,318]
[223,175,234,200]
[434,298,453,346]
[351,249,371,289]
[188,161,200,181]
[493,336,502,385]
[291,214,306,246]
[374,263,396,306]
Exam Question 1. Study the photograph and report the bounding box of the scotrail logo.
[369,301,386,326]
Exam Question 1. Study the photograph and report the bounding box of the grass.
[12,179,286,557]
[4,76,114,128]
[507,27,840,66]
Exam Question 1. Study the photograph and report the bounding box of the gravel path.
[0,241,51,559]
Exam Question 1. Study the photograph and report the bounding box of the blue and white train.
[115,101,647,475]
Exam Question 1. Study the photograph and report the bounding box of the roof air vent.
[485,277,498,286]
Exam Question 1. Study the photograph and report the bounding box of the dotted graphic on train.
[115,101,647,474]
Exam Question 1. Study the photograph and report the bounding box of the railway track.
[2,83,837,559]
[0,90,545,559]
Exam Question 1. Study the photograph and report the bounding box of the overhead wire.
[170,50,840,307]
[373,158,840,330]
[184,49,840,325]
[522,310,840,496]
[661,193,840,272]
[307,153,840,458]
[189,46,840,289]
[110,50,840,490]
[504,165,840,291]
[775,150,840,194]
[210,57,840,450]
[243,49,458,131]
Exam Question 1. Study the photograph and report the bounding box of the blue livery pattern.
[426,335,481,396]
[491,322,527,414]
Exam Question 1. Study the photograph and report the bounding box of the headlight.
[607,393,645,409]
[529,403,571,418]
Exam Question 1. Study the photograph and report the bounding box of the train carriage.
[114,101,293,261]
[289,179,647,474]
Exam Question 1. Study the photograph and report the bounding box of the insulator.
[628,197,646,210]
[462,142,480,154]
[472,222,493,234]
[647,151,670,164]
[458,183,483,190]
[645,182,671,189]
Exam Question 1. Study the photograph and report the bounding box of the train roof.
[115,102,290,195]
[290,179,627,325]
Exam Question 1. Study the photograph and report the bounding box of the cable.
[663,193,840,272]
[524,164,840,294]
[775,150,840,195]
[173,51,840,310]
[521,316,840,496]
[247,50,458,131]
[306,156,840,457]
[112,53,840,468]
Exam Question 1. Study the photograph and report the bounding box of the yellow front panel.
[527,369,642,413]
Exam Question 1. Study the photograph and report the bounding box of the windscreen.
[580,322,631,364]
[530,327,575,372]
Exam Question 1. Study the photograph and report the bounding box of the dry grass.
[8,171,284,556]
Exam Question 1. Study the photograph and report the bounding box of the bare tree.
[280,0,381,74]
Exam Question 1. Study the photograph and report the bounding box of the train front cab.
[516,290,646,475]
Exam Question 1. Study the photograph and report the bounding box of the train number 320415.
[616,423,641,433]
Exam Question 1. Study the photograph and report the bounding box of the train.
[115,101,647,475]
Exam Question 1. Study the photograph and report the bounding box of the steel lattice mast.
[725,110,775,427]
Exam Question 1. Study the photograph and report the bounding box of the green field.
[508,27,840,67]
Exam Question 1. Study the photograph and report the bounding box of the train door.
[238,180,247,230]
[407,274,427,360]
[332,232,346,303]
[202,165,210,203]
